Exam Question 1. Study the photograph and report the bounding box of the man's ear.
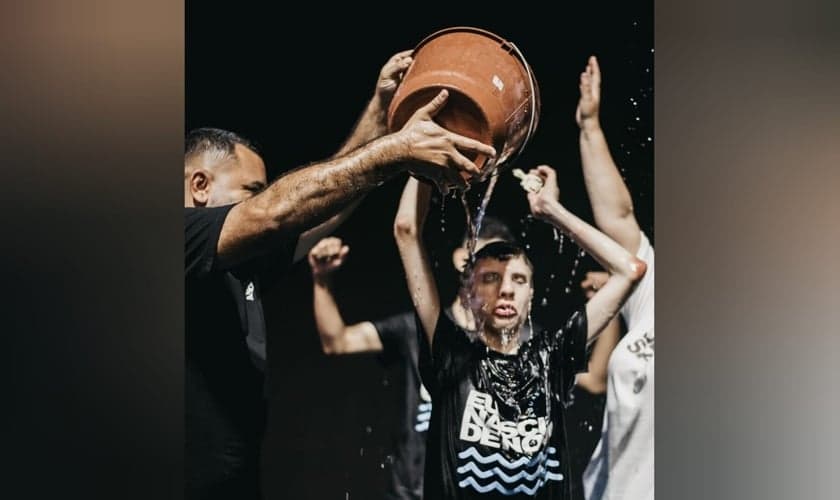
[452,246,469,272]
[190,170,211,206]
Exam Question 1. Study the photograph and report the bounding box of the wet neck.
[481,327,521,355]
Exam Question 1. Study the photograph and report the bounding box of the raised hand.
[375,49,413,107]
[575,55,602,128]
[525,165,561,220]
[398,89,496,188]
[307,237,350,278]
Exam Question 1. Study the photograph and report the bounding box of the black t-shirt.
[184,206,297,491]
[374,311,431,500]
[419,308,588,499]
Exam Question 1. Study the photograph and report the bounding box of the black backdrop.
[187,2,652,498]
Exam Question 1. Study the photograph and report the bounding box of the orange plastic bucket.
[387,27,541,182]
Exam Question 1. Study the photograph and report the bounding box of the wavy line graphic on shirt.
[414,402,432,432]
[456,461,563,483]
[457,446,557,469]
[458,474,565,496]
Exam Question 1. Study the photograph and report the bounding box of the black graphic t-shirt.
[184,206,297,494]
[374,311,431,500]
[419,308,588,499]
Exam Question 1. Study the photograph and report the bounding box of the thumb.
[415,89,449,119]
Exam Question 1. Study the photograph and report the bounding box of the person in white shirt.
[577,55,655,500]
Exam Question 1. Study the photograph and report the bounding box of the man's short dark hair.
[461,216,516,245]
[185,127,258,161]
[462,241,535,287]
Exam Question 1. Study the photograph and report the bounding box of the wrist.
[580,117,602,135]
[382,131,412,166]
[312,273,333,286]
[369,95,388,122]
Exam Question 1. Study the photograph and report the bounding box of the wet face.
[468,255,533,335]
[187,143,268,207]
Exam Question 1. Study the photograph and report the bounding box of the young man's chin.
[488,316,522,334]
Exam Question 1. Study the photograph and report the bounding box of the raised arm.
[307,237,383,354]
[526,166,646,342]
[576,56,641,252]
[290,51,416,262]
[217,89,495,270]
[333,50,413,157]
[575,271,623,394]
[394,177,439,346]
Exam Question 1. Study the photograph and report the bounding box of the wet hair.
[461,241,534,287]
[461,216,516,245]
[185,127,258,163]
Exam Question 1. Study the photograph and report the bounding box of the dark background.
[187,2,652,498]
[4,1,839,499]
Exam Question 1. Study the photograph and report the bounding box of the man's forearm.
[217,134,409,269]
[253,133,408,234]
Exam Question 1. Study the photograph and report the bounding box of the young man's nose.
[499,278,515,298]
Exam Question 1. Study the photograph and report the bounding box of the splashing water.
[557,247,587,295]
[460,174,500,261]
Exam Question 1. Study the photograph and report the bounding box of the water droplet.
[359,448,364,456]
[541,297,548,307]
[647,136,652,141]
[365,426,372,434]
[565,287,571,294]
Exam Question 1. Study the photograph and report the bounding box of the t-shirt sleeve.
[621,231,654,331]
[372,311,416,366]
[184,205,234,279]
[418,312,472,396]
[548,306,589,406]
[254,232,300,291]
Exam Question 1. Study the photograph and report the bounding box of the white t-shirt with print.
[584,232,654,500]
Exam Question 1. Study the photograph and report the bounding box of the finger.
[535,165,556,182]
[449,134,496,159]
[449,151,482,176]
[391,49,413,61]
[338,245,350,260]
[527,167,545,180]
[590,56,601,88]
[384,55,413,78]
[414,89,449,119]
